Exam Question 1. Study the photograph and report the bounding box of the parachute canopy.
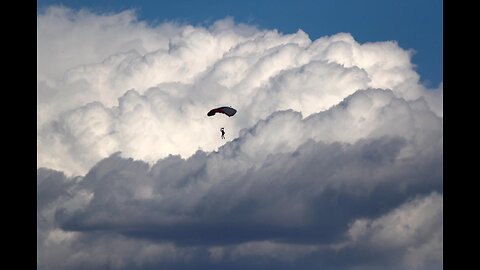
[207,106,237,117]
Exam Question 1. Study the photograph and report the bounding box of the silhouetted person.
[220,127,225,139]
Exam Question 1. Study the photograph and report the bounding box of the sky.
[37,2,443,270]
[37,0,443,87]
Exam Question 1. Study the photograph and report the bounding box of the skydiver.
[220,127,225,139]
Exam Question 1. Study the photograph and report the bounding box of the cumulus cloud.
[37,6,442,270]
[38,6,441,176]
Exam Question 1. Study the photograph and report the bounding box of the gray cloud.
[37,7,442,270]
[38,89,442,269]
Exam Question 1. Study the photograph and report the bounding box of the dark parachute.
[207,106,237,117]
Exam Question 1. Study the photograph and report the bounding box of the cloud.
[38,7,441,177]
[37,6,442,270]
[38,89,442,269]
[347,192,442,269]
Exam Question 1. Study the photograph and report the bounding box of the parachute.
[208,106,236,140]
[207,106,237,117]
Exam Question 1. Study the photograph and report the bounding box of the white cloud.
[38,7,441,176]
[37,6,442,270]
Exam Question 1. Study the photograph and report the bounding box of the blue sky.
[37,0,443,87]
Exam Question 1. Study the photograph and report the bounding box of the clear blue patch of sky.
[37,0,443,87]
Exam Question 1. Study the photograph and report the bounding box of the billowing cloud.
[38,6,442,177]
[37,6,442,270]
[347,192,442,269]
